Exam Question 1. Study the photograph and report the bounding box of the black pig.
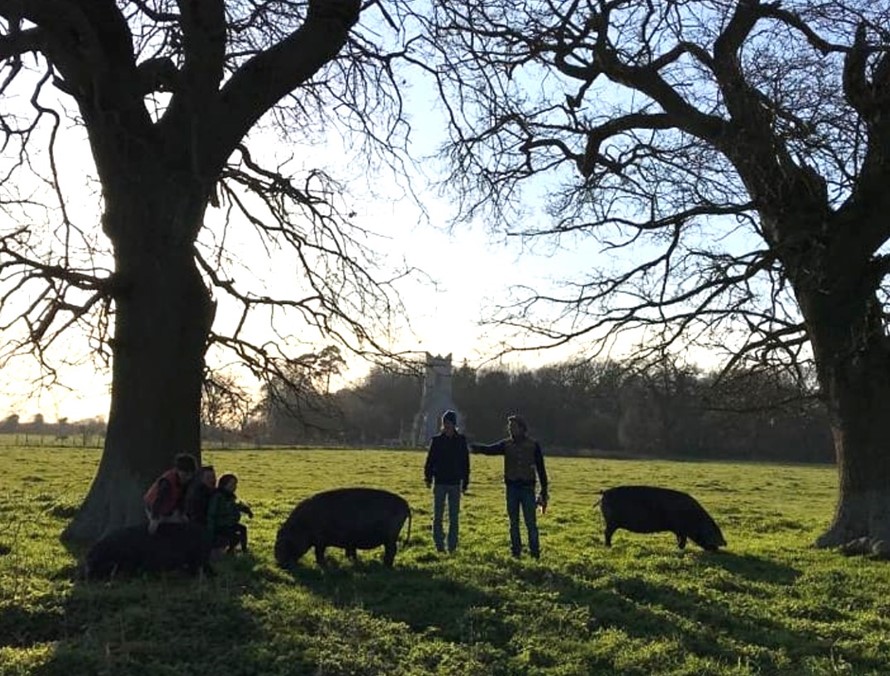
[596,485,726,551]
[85,522,213,579]
[275,487,412,568]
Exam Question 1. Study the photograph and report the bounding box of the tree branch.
[213,0,362,167]
[578,112,674,177]
[176,0,226,100]
[0,26,46,60]
[136,56,181,95]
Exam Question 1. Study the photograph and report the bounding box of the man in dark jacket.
[471,414,548,559]
[423,410,470,553]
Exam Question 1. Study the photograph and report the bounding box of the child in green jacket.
[206,473,253,553]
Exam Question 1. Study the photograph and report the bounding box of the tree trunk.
[63,189,213,544]
[814,355,890,557]
[805,291,890,558]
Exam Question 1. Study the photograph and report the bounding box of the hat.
[442,410,458,425]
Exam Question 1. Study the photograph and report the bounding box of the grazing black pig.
[85,522,213,579]
[596,485,726,551]
[275,487,412,568]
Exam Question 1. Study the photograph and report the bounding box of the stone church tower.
[412,352,461,445]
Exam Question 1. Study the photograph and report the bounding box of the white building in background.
[412,352,461,446]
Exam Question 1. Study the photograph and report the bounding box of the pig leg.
[676,533,687,549]
[346,546,358,561]
[314,544,327,567]
[383,541,396,567]
[604,524,616,547]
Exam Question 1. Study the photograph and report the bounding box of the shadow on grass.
[279,546,822,672]
[2,553,314,676]
[280,548,836,674]
[505,553,884,673]
[284,557,502,644]
[705,550,801,585]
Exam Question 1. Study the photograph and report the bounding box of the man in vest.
[144,453,198,534]
[423,409,471,553]
[470,414,549,559]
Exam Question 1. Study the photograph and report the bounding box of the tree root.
[817,521,890,560]
[815,490,890,559]
[838,537,890,559]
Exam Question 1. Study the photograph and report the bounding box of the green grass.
[1,448,888,675]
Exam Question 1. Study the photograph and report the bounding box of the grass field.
[1,448,888,675]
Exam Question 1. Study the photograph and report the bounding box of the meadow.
[1,448,888,675]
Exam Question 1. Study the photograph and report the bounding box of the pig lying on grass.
[85,522,214,579]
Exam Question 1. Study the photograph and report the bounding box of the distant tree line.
[0,414,107,447]
[259,357,833,464]
[2,357,831,463]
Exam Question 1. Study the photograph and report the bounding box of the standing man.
[471,414,549,559]
[424,410,470,553]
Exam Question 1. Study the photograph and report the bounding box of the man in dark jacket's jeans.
[424,410,470,553]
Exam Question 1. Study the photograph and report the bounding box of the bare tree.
[426,0,890,555]
[259,344,347,443]
[0,0,417,541]
[201,370,252,442]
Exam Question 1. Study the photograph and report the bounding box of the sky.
[0,207,579,423]
[0,10,620,424]
[0,147,592,423]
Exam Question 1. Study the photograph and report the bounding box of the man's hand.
[536,492,549,515]
[425,480,432,489]
[147,518,159,535]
